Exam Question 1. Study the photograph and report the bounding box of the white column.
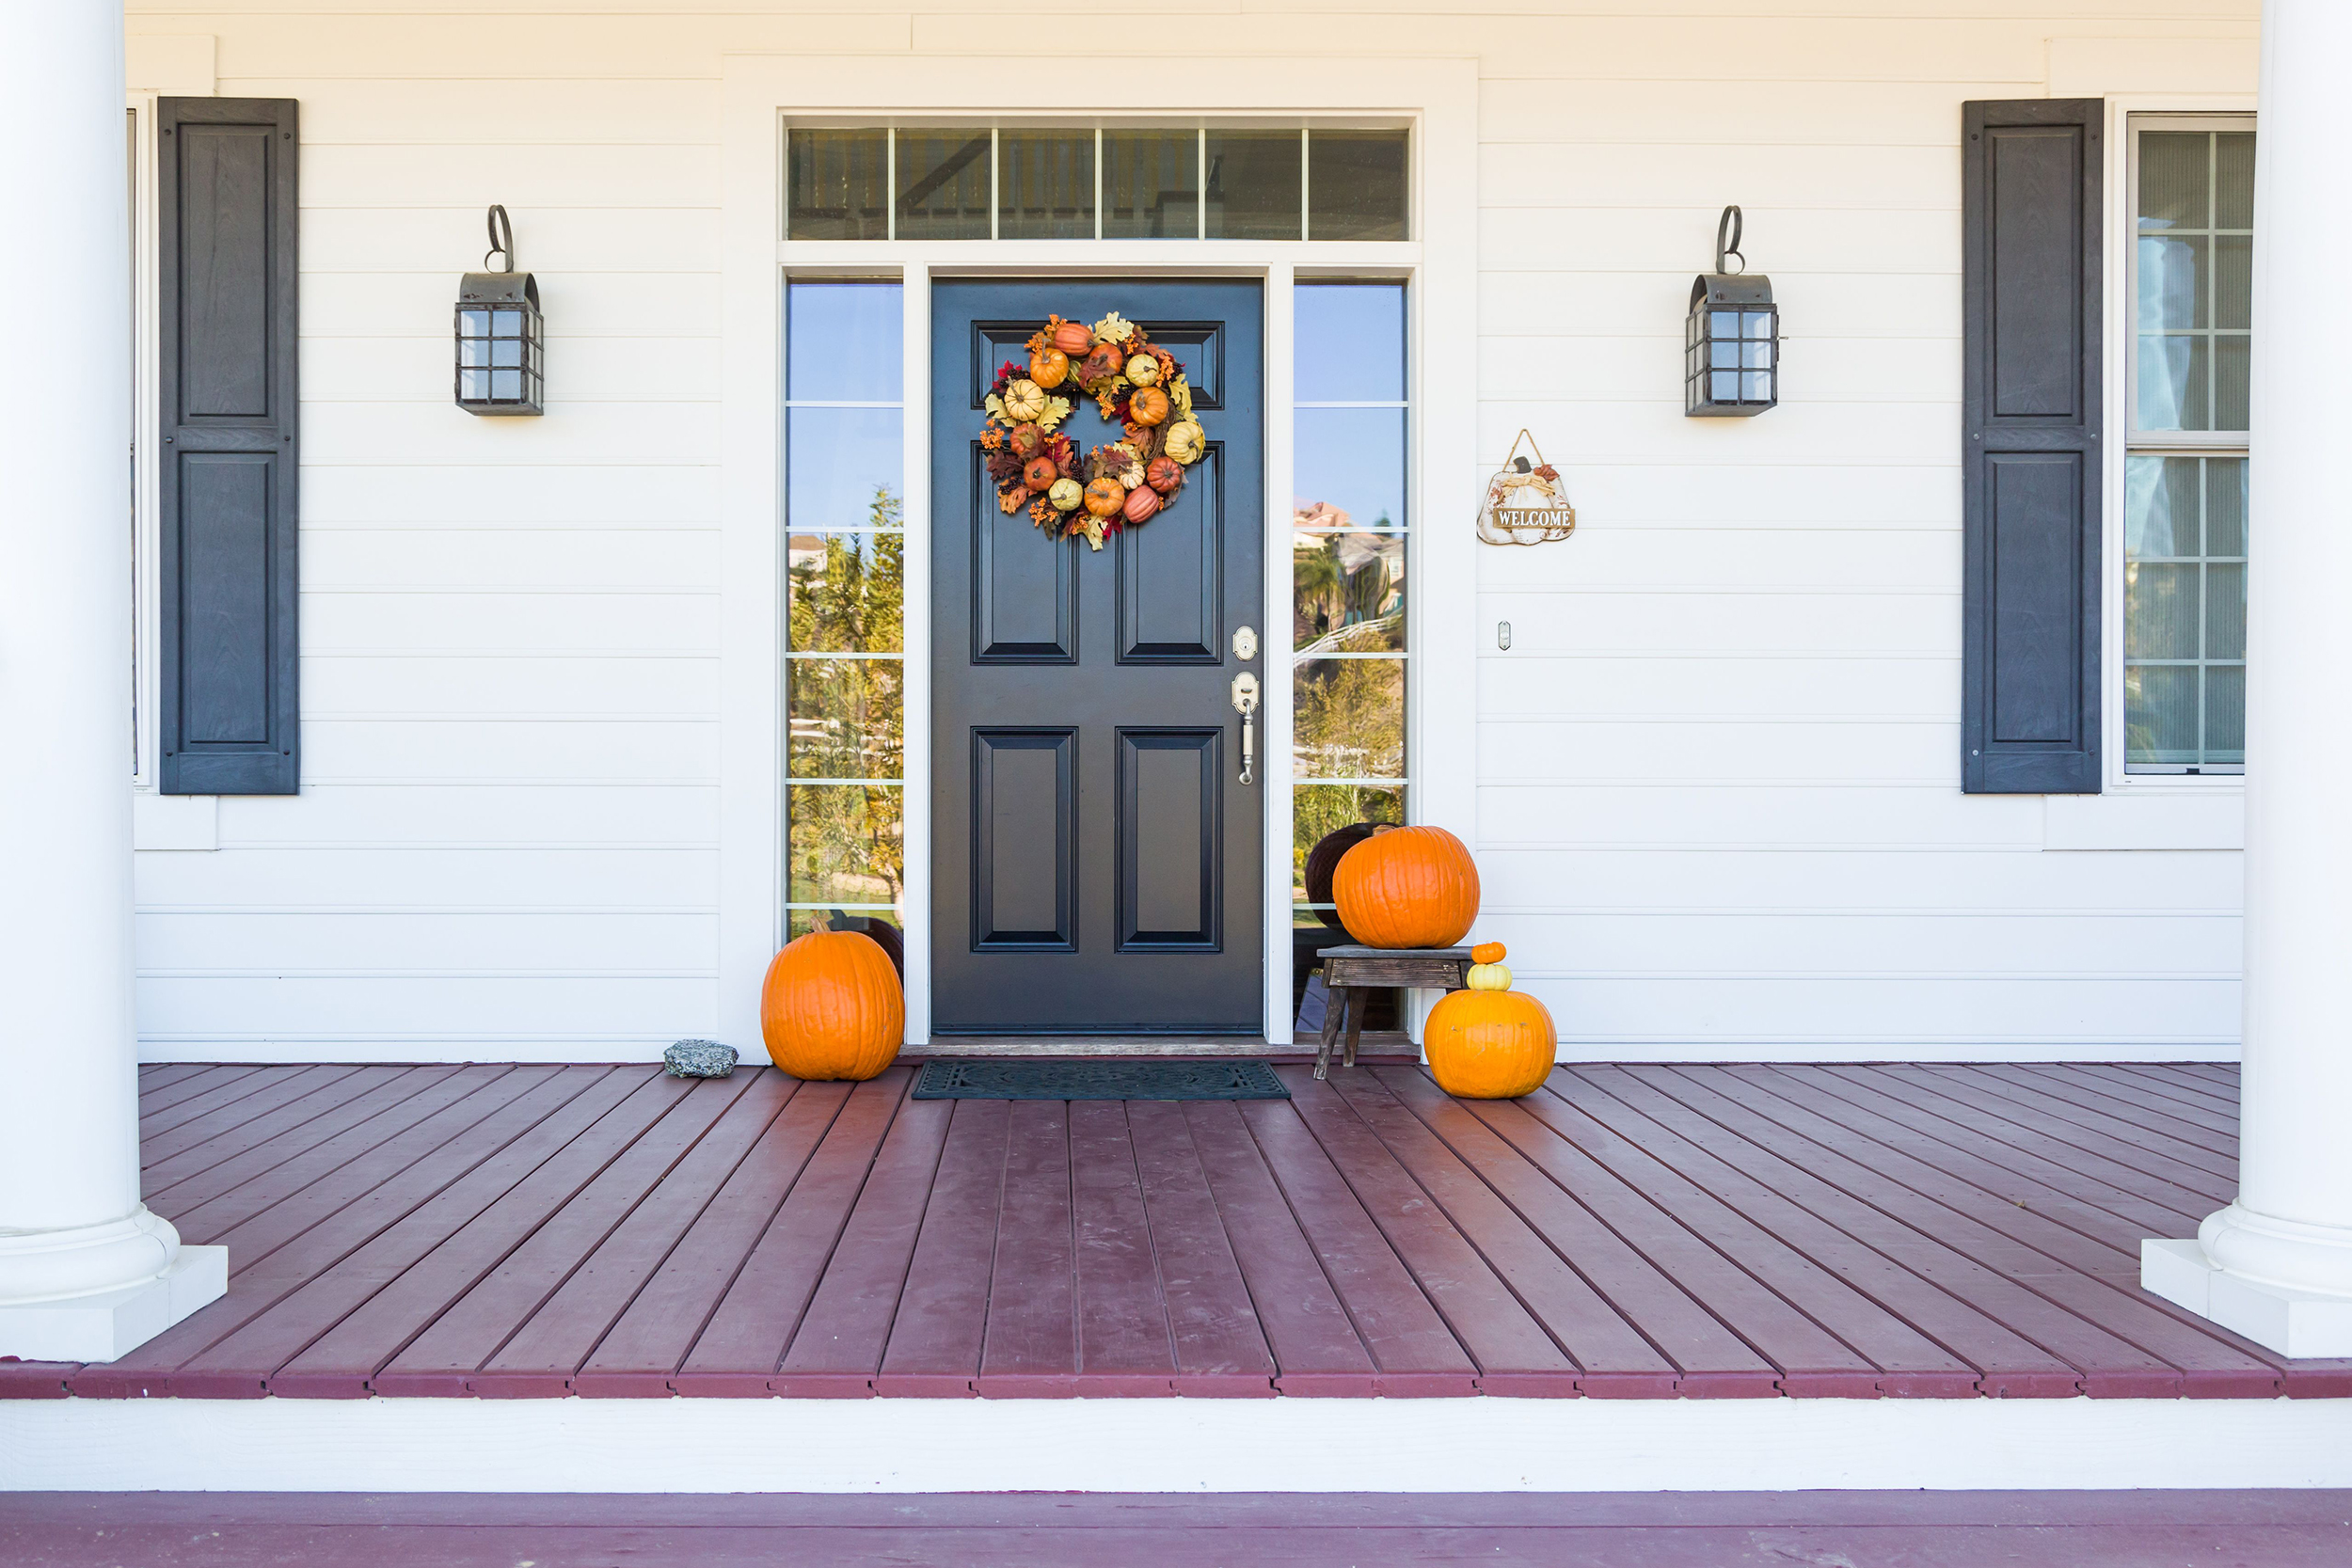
[0,0,224,1361]
[2141,0,2352,1357]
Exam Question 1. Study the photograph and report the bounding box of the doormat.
[913,1058,1290,1101]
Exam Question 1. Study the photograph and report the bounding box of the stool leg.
[1315,986,1345,1081]
[1343,989,1366,1069]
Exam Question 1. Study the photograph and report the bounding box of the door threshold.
[906,1033,1415,1059]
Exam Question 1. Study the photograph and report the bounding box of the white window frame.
[717,57,1479,1051]
[2099,97,2257,795]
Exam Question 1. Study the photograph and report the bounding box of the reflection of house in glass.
[1292,504,1405,655]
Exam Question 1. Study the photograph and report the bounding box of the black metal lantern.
[454,205,544,416]
[1684,205,1777,417]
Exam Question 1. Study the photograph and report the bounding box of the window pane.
[2138,132,2210,230]
[2126,562,2201,658]
[1205,130,1301,240]
[1293,657,1405,779]
[787,407,902,532]
[2214,235,2252,329]
[787,530,904,654]
[2204,665,2246,762]
[787,128,890,241]
[2215,133,2256,228]
[2206,562,2246,660]
[789,910,904,948]
[2125,456,2201,558]
[2204,457,2247,556]
[1102,129,1198,237]
[787,656,902,780]
[2137,334,2208,431]
[2125,665,2199,765]
[787,784,903,907]
[1000,128,1093,240]
[1295,283,1405,401]
[896,127,992,240]
[2137,235,2208,329]
[1295,407,1406,531]
[1294,530,1404,653]
[1308,130,1407,241]
[1292,784,1404,905]
[787,281,901,402]
[2214,336,2250,431]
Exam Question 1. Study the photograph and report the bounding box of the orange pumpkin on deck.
[1423,952,1555,1098]
[760,929,902,1081]
[1331,825,1479,949]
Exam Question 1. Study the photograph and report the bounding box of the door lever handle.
[1230,672,1260,784]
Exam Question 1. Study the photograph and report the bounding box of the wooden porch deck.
[7,1059,2348,1402]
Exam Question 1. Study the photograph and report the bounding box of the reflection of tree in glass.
[1293,657,1404,780]
[1292,528,1404,653]
[1291,784,1402,901]
[787,485,904,910]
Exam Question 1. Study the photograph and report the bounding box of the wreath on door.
[979,311,1207,550]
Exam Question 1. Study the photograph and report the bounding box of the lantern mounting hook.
[1714,205,1746,277]
[484,204,516,274]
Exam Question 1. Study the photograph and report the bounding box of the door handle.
[1230,672,1260,784]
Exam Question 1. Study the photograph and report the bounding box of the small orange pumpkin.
[1029,347,1070,389]
[759,929,902,1081]
[1331,825,1480,949]
[1078,343,1124,386]
[1470,942,1506,965]
[1007,422,1045,458]
[1084,476,1127,517]
[1023,456,1059,491]
[1122,484,1161,523]
[1423,984,1555,1099]
[1051,320,1093,356]
[1146,456,1184,495]
[1127,385,1170,427]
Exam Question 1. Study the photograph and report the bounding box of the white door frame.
[718,56,1479,1051]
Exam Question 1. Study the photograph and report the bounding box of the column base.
[0,1245,226,1363]
[2143,1239,2352,1358]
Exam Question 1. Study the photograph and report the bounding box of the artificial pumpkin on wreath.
[1331,825,1480,949]
[1423,942,1556,1099]
[759,928,903,1081]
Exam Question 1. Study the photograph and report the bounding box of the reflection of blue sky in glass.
[1296,283,1404,401]
[787,282,902,402]
[1295,408,1404,531]
[788,407,902,530]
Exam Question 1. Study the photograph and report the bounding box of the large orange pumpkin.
[1423,969,1555,1099]
[1331,825,1479,949]
[760,929,902,1080]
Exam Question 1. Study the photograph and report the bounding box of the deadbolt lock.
[1232,626,1258,661]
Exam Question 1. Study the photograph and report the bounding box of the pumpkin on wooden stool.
[1331,824,1480,949]
[1424,943,1555,1099]
[760,928,902,1081]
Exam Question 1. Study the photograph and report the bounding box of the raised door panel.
[1116,730,1221,951]
[971,729,1077,949]
[971,451,1077,662]
[1118,450,1220,663]
[177,452,275,745]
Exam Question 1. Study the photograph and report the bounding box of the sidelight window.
[2124,119,2252,772]
[783,281,907,952]
[1291,282,1408,1028]
[786,125,1408,242]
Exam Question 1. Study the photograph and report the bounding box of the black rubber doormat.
[913,1058,1290,1101]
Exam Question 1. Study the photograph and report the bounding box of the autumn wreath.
[980,310,1206,549]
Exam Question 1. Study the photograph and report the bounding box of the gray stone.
[664,1038,739,1078]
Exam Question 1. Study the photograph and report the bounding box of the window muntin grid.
[2125,118,2252,774]
[786,126,1407,242]
[1684,305,1777,411]
[784,280,906,939]
[454,304,543,409]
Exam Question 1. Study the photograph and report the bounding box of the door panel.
[932,279,1263,1034]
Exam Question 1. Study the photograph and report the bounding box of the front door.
[931,279,1264,1036]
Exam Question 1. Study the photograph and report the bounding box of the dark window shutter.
[1962,99,2103,794]
[158,97,299,795]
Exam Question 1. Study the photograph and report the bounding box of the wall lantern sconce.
[1684,205,1778,417]
[455,205,544,416]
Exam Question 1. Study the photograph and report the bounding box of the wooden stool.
[1312,944,1473,1080]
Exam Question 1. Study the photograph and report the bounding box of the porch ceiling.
[3,1057,2344,1402]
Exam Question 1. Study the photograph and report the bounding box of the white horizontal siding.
[129,0,2257,1061]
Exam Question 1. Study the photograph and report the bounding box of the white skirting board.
[5,1396,2350,1493]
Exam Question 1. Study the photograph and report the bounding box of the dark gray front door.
[930,279,1264,1035]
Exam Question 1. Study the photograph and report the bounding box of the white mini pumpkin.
[1000,378,1049,423]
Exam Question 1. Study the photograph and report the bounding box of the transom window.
[2124,118,2252,773]
[787,125,1408,242]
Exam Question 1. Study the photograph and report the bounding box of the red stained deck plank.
[2170,1063,2242,1096]
[1629,1067,2202,1398]
[1871,1067,2230,1205]
[1064,1101,1180,1395]
[461,1072,790,1396]
[136,1065,266,1121]
[875,1096,1010,1398]
[1178,1101,1376,1396]
[1972,1064,2239,1155]
[1124,1101,1279,1395]
[2043,1064,2245,1132]
[1236,1095,1480,1395]
[146,1066,457,1212]
[68,1067,569,1400]
[1369,1067,1780,1397]
[0,1362,79,1400]
[1317,1068,1674,1396]
[141,1066,361,1154]
[573,1076,837,1397]
[772,1091,955,1397]
[678,1069,911,1395]
[1522,1071,1973,1396]
[1925,1065,2238,1176]
[207,1067,651,1399]
[134,1063,210,1102]
[976,1099,1082,1397]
